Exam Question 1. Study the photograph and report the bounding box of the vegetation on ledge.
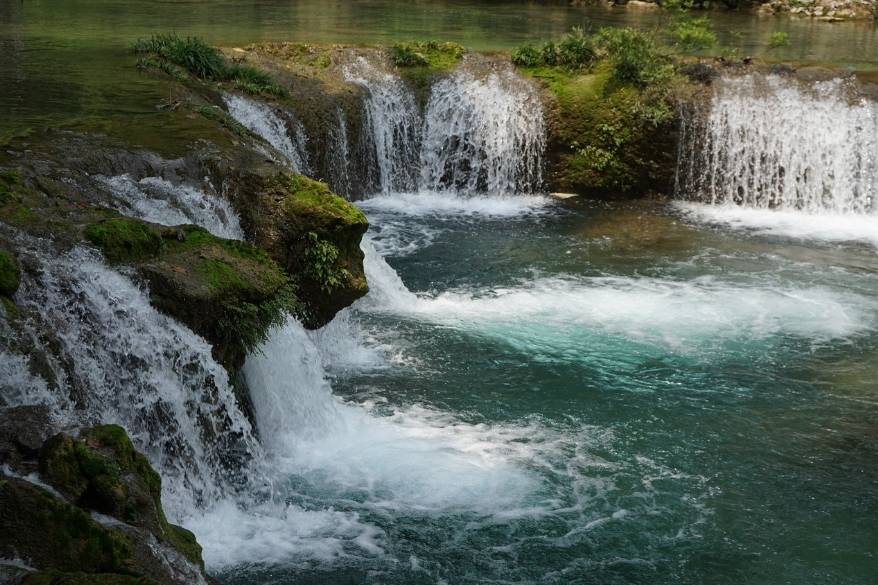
[514,27,681,197]
[133,33,289,97]
[85,216,298,369]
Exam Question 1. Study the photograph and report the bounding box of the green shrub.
[673,18,717,51]
[595,27,671,86]
[511,45,542,67]
[768,31,790,48]
[228,64,288,97]
[390,41,465,69]
[556,27,596,69]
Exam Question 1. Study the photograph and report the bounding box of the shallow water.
[2,0,878,141]
[196,195,878,585]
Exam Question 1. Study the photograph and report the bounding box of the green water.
[2,0,878,141]
[205,196,878,584]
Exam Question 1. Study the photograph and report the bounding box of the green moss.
[390,41,465,70]
[0,170,27,206]
[280,174,367,225]
[520,58,677,196]
[1,295,17,316]
[0,478,133,574]
[0,249,20,296]
[84,219,163,263]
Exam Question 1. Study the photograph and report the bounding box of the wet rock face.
[225,169,369,329]
[0,424,209,585]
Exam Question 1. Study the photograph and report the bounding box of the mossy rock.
[0,477,134,574]
[390,41,465,105]
[520,61,679,197]
[38,426,204,569]
[0,170,28,206]
[0,249,20,297]
[84,216,298,370]
[238,172,368,329]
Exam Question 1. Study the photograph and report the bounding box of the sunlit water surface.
[204,195,878,585]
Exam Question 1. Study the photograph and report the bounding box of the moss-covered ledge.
[228,171,369,329]
[84,217,297,370]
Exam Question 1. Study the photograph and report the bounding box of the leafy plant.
[595,27,672,87]
[511,45,542,67]
[303,232,351,293]
[768,31,791,49]
[672,18,717,51]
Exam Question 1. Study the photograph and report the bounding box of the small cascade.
[420,68,544,195]
[676,74,878,214]
[98,175,244,239]
[343,57,422,194]
[224,94,310,173]
[345,56,545,196]
[7,239,263,518]
[326,107,353,197]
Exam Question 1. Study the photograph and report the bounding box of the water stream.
[3,58,878,584]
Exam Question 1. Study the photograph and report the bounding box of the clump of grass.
[512,27,596,70]
[768,31,791,49]
[133,33,288,97]
[390,41,466,69]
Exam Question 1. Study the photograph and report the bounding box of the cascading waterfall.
[326,107,353,197]
[676,74,878,214]
[5,236,263,518]
[224,93,310,174]
[420,68,544,194]
[345,56,545,196]
[98,174,244,239]
[343,57,422,194]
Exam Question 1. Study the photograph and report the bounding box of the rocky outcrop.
[225,171,369,328]
[83,217,296,371]
[0,409,210,585]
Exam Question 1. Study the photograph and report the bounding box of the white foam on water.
[359,190,552,217]
[184,499,383,570]
[676,202,878,247]
[243,319,543,513]
[98,175,244,239]
[360,244,873,350]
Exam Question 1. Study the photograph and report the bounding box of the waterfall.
[420,68,544,195]
[327,107,353,197]
[98,175,244,239]
[6,238,263,518]
[224,94,310,174]
[344,58,422,194]
[676,74,878,214]
[345,57,545,196]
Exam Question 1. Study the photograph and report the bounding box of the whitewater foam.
[676,202,878,248]
[98,175,244,239]
[360,244,872,353]
[224,93,310,173]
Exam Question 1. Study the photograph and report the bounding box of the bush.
[511,28,595,70]
[595,27,671,86]
[228,64,288,97]
[557,27,596,69]
[511,45,542,67]
[133,34,226,79]
[768,32,790,48]
[673,18,717,51]
[390,41,465,69]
